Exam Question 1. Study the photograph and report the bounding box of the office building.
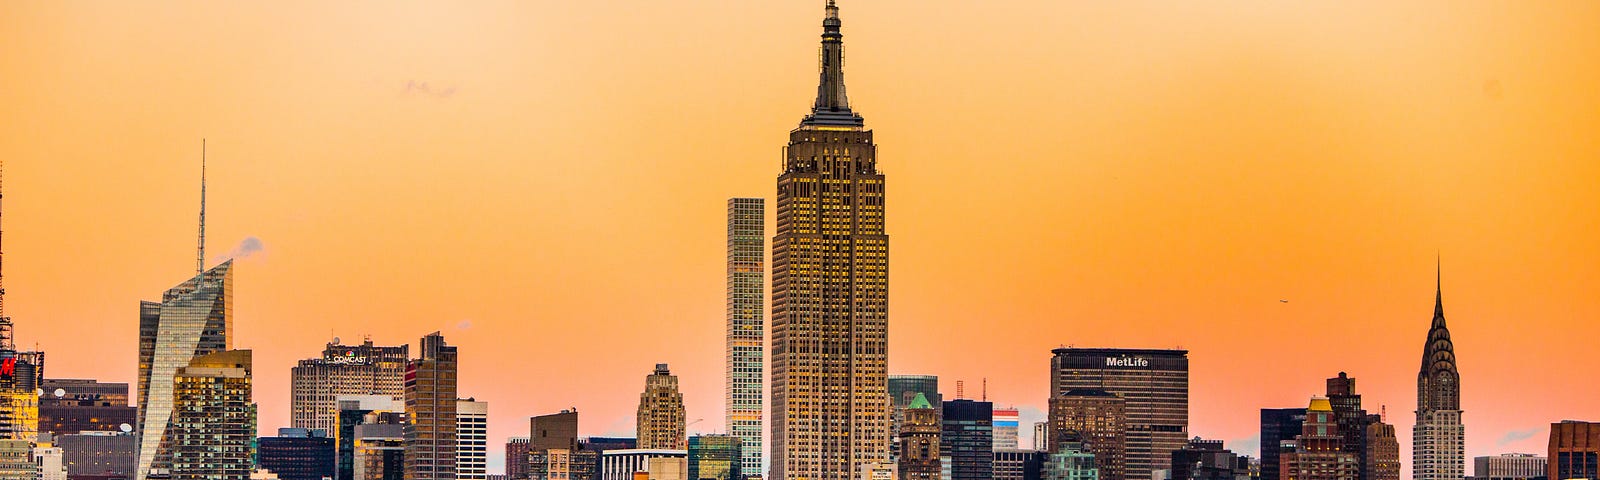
[726,197,766,479]
[290,340,408,433]
[1043,441,1099,480]
[1279,398,1356,480]
[1034,423,1050,452]
[1473,454,1546,480]
[890,376,940,463]
[530,449,598,480]
[404,333,459,480]
[0,440,34,480]
[1050,349,1187,480]
[168,350,255,480]
[1365,420,1399,480]
[458,400,489,480]
[39,380,137,436]
[647,457,686,480]
[1414,268,1465,480]
[257,428,335,480]
[898,394,940,480]
[600,450,686,480]
[769,2,891,478]
[136,260,235,480]
[858,463,895,480]
[353,423,404,480]
[637,365,686,450]
[531,411,579,452]
[336,396,403,480]
[941,400,993,480]
[995,408,1021,450]
[1549,421,1598,480]
[1260,409,1308,480]
[1048,390,1126,480]
[995,449,1045,480]
[1169,438,1249,480]
[689,435,742,480]
[507,438,531,480]
[37,436,68,480]
[58,431,137,478]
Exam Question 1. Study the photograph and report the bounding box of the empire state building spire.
[803,0,864,127]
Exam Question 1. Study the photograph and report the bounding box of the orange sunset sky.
[2,0,1598,475]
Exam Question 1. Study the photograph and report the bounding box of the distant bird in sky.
[1279,299,1290,303]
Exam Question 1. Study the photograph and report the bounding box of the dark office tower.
[769,2,890,479]
[1324,373,1370,480]
[890,376,941,461]
[39,379,137,435]
[529,410,579,452]
[1280,398,1356,480]
[168,350,254,480]
[726,197,765,479]
[689,435,743,480]
[259,428,337,480]
[1259,408,1308,480]
[506,438,531,480]
[941,400,993,480]
[1549,421,1599,480]
[404,333,459,480]
[1415,267,1465,480]
[1365,416,1399,480]
[355,423,406,480]
[899,394,941,480]
[994,449,1045,480]
[58,432,138,478]
[1169,438,1250,480]
[1048,390,1125,480]
[1050,349,1187,480]
[291,340,410,433]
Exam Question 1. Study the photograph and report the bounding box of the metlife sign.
[1105,356,1151,368]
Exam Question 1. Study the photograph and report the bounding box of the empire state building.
[769,1,890,479]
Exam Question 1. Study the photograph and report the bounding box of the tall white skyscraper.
[726,198,765,477]
[457,399,489,480]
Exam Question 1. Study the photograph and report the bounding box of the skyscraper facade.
[258,428,337,480]
[941,400,993,480]
[1473,454,1546,480]
[1050,349,1187,480]
[136,260,234,480]
[457,400,489,480]
[1548,421,1598,480]
[404,333,459,480]
[725,197,765,479]
[1259,408,1308,480]
[168,349,254,480]
[337,396,405,480]
[637,364,686,450]
[1364,421,1399,480]
[291,340,409,433]
[506,438,531,480]
[39,379,137,436]
[1279,397,1356,480]
[898,393,940,480]
[1168,438,1250,480]
[1048,390,1125,480]
[688,435,742,480]
[995,408,1021,450]
[994,449,1046,480]
[890,376,940,462]
[1414,272,1465,480]
[770,2,890,478]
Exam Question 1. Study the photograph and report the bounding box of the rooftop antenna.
[956,380,965,400]
[982,378,988,402]
[0,159,11,352]
[196,139,206,279]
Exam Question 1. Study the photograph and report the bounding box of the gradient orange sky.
[3,0,1598,475]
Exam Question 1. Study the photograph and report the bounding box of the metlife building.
[1050,348,1188,480]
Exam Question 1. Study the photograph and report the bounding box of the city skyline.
[3,1,1599,478]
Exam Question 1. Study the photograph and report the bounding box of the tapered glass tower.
[770,2,890,479]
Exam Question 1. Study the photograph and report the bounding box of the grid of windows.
[727,198,766,477]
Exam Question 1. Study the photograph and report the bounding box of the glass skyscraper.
[726,197,765,478]
[770,2,891,479]
[135,260,234,480]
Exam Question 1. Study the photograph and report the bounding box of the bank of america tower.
[769,1,891,479]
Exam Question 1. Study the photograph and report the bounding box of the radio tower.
[196,139,206,279]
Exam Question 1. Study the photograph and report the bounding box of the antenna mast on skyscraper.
[196,139,206,279]
[0,159,11,352]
